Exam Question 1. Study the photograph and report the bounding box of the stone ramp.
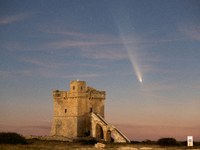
[91,112,131,143]
[111,125,131,143]
[96,113,131,143]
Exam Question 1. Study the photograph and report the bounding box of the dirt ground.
[0,139,200,150]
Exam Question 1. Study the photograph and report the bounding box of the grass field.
[0,139,200,150]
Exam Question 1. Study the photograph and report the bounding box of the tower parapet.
[53,90,67,99]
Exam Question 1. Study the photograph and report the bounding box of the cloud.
[0,12,33,25]
[137,91,164,99]
[178,25,200,41]
[3,28,187,80]
[141,64,181,74]
[4,27,192,76]
[0,70,14,78]
[61,73,103,79]
[3,31,125,52]
[0,52,107,78]
[3,32,131,60]
[3,42,28,51]
[0,68,103,79]
[18,68,57,78]
[19,57,67,69]
[80,46,128,60]
[79,63,104,68]
[0,68,57,78]
[5,26,178,64]
[141,84,175,92]
[44,30,118,41]
[43,40,116,50]
[136,80,176,99]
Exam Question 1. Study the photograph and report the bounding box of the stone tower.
[50,80,106,138]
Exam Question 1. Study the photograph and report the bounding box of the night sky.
[0,0,200,141]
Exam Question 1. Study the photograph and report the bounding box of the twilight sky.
[0,0,200,141]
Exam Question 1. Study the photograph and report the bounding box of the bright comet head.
[138,75,142,82]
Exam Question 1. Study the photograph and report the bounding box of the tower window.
[65,109,67,113]
[81,86,82,90]
[90,108,92,112]
[73,86,75,90]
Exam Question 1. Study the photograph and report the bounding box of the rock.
[94,142,105,149]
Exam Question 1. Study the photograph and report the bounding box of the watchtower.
[50,80,106,138]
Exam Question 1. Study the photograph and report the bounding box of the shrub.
[0,132,27,145]
[131,141,140,144]
[180,141,187,146]
[78,139,98,145]
[157,138,177,146]
[142,139,153,145]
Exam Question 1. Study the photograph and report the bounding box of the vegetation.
[157,138,177,146]
[0,132,27,145]
[78,139,98,145]
[1,133,200,149]
[131,141,140,144]
[141,139,156,145]
[179,141,200,146]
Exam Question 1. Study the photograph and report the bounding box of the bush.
[142,139,154,145]
[157,138,177,146]
[180,141,187,146]
[0,132,27,145]
[78,139,98,145]
[180,141,200,146]
[131,141,140,144]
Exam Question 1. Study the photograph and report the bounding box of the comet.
[113,11,143,83]
[122,36,143,83]
[128,50,143,83]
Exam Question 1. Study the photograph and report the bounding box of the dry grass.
[0,139,200,150]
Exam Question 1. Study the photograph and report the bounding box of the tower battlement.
[53,82,106,100]
[53,90,67,99]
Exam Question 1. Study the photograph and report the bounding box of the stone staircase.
[91,112,131,143]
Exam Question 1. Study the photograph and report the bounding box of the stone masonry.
[50,80,130,143]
